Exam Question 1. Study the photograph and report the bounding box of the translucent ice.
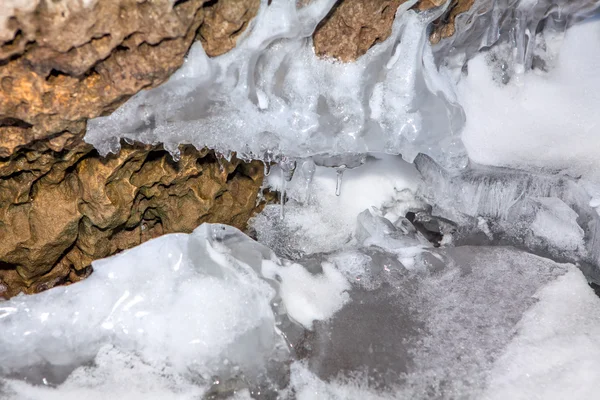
[0,223,354,397]
[85,0,466,170]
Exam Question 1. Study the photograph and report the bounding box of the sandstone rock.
[0,143,266,298]
[0,0,262,298]
[313,0,473,62]
[0,0,258,154]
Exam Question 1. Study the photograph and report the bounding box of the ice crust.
[3,156,600,398]
[0,223,352,397]
[85,0,467,169]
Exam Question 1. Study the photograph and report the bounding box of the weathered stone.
[313,0,473,62]
[199,0,261,57]
[0,0,263,298]
[0,0,258,154]
[0,144,266,298]
[429,0,476,44]
[313,0,406,62]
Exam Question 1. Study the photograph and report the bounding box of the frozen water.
[459,17,600,179]
[6,1,600,399]
[85,0,466,170]
[0,223,353,397]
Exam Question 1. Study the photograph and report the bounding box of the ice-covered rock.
[85,0,466,170]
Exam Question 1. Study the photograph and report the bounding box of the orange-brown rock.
[0,0,262,298]
[313,0,473,62]
[0,143,266,298]
[0,0,259,154]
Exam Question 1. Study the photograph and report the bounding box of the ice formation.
[4,0,600,398]
[85,0,466,169]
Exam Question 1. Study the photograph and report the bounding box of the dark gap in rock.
[0,261,17,271]
[227,163,246,182]
[405,211,445,247]
[46,68,69,82]
[0,117,32,129]
[196,151,218,167]
[3,29,22,48]
[202,0,219,9]
[231,21,248,37]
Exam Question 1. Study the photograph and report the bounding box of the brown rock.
[199,0,260,57]
[313,0,406,62]
[0,0,264,298]
[313,0,474,62]
[0,0,257,153]
[429,0,476,44]
[0,143,266,298]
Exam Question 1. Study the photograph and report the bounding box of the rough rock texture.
[0,0,261,298]
[313,0,471,61]
[429,0,476,44]
[0,143,265,298]
[0,0,260,154]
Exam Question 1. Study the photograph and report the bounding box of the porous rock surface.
[313,0,472,62]
[0,0,261,297]
[0,0,473,297]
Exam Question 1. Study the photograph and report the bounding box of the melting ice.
[4,0,600,398]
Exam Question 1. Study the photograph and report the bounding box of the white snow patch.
[483,267,600,400]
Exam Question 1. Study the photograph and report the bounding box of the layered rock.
[0,142,265,298]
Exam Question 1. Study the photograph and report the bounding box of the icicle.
[277,157,296,220]
[123,137,134,145]
[301,159,316,203]
[170,149,181,162]
[335,165,346,197]
[279,157,297,182]
[264,162,271,177]
[255,188,265,207]
[512,9,528,80]
[280,169,287,220]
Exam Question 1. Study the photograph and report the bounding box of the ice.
[7,2,600,399]
[262,260,350,330]
[278,246,574,398]
[483,268,600,400]
[529,197,585,252]
[251,154,423,258]
[0,223,359,397]
[85,0,466,170]
[285,263,600,400]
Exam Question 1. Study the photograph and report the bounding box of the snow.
[460,18,600,180]
[483,267,600,400]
